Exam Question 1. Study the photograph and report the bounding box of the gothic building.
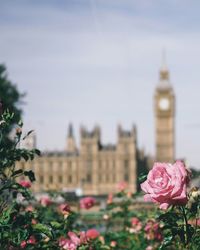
[18,58,175,195]
[19,124,148,195]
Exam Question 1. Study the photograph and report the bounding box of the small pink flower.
[146,246,153,250]
[39,196,52,207]
[127,191,132,198]
[80,197,95,209]
[99,236,105,244]
[20,241,26,249]
[59,232,81,250]
[80,231,87,244]
[110,241,117,247]
[68,232,80,246]
[63,240,77,250]
[141,161,188,210]
[130,217,142,233]
[117,181,127,192]
[25,205,34,212]
[59,237,68,248]
[86,229,100,240]
[59,203,71,215]
[107,193,113,204]
[27,235,36,244]
[19,180,31,188]
[144,220,162,241]
[31,219,37,225]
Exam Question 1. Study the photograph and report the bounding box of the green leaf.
[50,221,62,229]
[21,152,29,161]
[34,149,41,156]
[24,170,36,182]
[11,169,23,177]
[33,223,53,238]
[159,235,173,249]
[138,173,147,183]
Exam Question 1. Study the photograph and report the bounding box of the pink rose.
[63,240,77,250]
[59,237,68,248]
[110,241,117,247]
[25,205,34,212]
[21,236,36,249]
[19,180,31,188]
[107,193,113,204]
[141,161,188,210]
[59,203,71,215]
[31,219,37,225]
[27,235,36,244]
[144,220,162,241]
[80,197,96,209]
[79,231,87,244]
[59,232,80,250]
[86,229,100,240]
[39,196,52,207]
[68,232,80,246]
[130,217,142,233]
[20,241,27,249]
[146,246,153,250]
[117,181,127,192]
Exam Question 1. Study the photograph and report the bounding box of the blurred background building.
[18,60,175,195]
[154,55,175,163]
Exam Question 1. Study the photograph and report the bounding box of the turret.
[80,125,101,155]
[66,123,77,153]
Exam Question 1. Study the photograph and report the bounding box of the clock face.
[159,98,170,110]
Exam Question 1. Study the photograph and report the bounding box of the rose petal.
[159,203,169,210]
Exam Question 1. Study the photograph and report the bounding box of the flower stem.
[181,206,189,246]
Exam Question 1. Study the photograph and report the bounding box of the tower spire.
[68,123,73,137]
[66,123,77,153]
[160,48,169,80]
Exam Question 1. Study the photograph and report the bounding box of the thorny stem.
[181,206,189,246]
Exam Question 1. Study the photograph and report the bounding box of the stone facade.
[18,124,148,195]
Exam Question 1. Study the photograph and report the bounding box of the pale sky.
[1,0,200,168]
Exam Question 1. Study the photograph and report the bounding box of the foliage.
[0,64,24,143]
[0,110,199,249]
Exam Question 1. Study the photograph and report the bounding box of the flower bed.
[0,111,199,249]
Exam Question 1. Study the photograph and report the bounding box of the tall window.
[58,175,63,183]
[39,175,44,184]
[49,175,53,184]
[86,173,91,183]
[113,172,115,183]
[99,160,102,170]
[68,175,72,183]
[86,160,92,183]
[49,161,53,172]
[112,161,115,170]
[124,160,129,182]
[68,161,72,171]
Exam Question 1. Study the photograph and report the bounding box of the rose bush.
[0,110,199,249]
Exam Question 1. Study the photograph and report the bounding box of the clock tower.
[154,56,175,163]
